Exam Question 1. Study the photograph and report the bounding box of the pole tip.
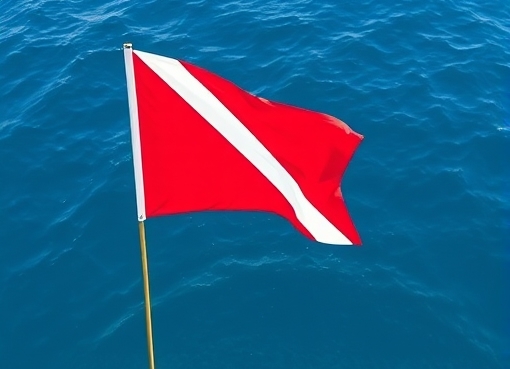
[123,43,133,49]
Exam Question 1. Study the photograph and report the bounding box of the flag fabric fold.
[124,47,363,245]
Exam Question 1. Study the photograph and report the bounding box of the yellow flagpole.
[138,220,156,369]
[124,42,156,369]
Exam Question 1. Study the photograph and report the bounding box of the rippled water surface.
[0,0,509,368]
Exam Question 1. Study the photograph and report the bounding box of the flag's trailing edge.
[124,46,363,245]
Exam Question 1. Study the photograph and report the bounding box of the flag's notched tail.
[124,46,363,245]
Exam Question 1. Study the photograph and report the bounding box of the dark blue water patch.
[149,263,500,369]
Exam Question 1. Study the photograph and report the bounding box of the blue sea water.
[0,0,509,368]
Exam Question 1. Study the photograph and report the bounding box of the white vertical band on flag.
[124,47,146,221]
[134,50,352,244]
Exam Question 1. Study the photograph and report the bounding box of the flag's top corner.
[132,49,181,69]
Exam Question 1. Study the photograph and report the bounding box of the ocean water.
[0,0,508,368]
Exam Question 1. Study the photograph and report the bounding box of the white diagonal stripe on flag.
[134,49,352,245]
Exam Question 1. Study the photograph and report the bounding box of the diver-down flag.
[124,47,363,245]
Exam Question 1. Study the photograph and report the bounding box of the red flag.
[124,47,363,245]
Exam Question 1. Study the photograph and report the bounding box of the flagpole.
[138,220,156,369]
[123,42,156,369]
